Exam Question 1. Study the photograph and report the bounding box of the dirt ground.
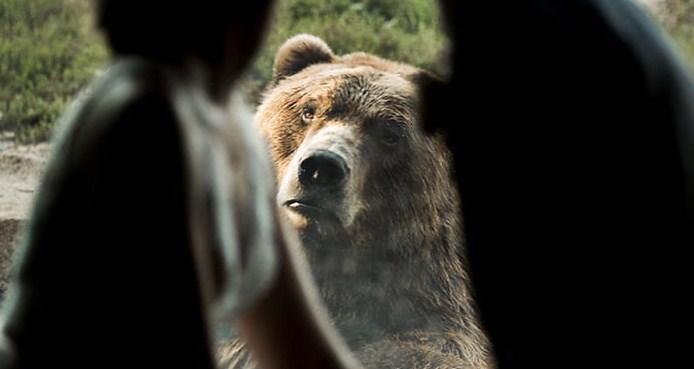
[0,140,48,297]
[638,0,665,10]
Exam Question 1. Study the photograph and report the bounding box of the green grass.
[242,0,447,102]
[4,0,694,144]
[0,0,446,143]
[0,0,108,143]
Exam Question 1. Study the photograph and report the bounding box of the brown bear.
[219,34,493,369]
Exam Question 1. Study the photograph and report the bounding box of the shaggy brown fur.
[220,34,492,369]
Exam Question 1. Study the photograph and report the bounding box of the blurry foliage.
[242,0,448,102]
[0,0,107,143]
[0,0,446,143]
[5,0,694,143]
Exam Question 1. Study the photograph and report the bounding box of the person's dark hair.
[96,1,275,64]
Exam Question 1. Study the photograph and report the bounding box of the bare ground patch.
[0,141,48,299]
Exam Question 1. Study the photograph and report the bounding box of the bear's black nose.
[299,150,349,189]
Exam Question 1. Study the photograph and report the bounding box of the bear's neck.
[302,220,478,349]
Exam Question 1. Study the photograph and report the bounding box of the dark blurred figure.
[0,2,358,369]
[427,0,693,368]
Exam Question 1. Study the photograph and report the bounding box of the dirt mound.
[0,142,47,219]
[637,0,666,13]
[0,219,24,298]
[0,141,48,300]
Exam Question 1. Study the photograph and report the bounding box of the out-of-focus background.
[0,0,691,296]
[1,0,692,145]
[0,0,447,144]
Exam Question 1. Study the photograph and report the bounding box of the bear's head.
[256,35,481,348]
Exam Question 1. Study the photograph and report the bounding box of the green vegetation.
[0,0,107,143]
[3,0,694,144]
[243,0,447,100]
[0,0,445,143]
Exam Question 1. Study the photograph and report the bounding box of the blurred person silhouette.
[0,2,358,369]
[425,0,694,368]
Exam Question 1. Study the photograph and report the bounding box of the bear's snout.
[299,150,350,190]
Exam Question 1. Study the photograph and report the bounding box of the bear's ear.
[409,70,448,134]
[408,70,443,90]
[273,34,335,81]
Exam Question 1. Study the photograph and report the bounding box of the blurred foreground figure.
[0,2,357,369]
[428,0,694,368]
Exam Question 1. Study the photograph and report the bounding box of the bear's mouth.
[283,199,339,221]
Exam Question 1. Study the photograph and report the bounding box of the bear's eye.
[301,106,316,124]
[381,125,405,147]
